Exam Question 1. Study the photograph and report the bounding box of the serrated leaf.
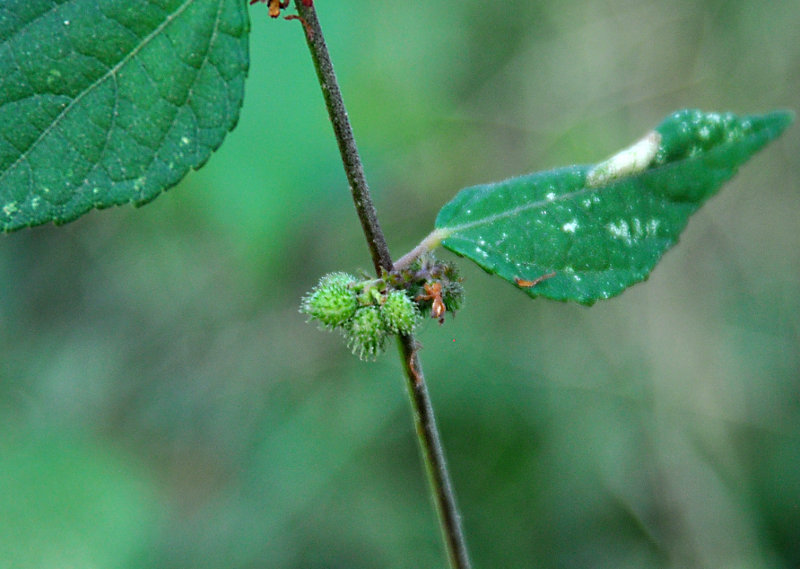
[0,0,249,232]
[434,109,793,305]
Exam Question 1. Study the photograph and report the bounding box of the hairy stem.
[292,2,391,274]
[398,334,473,569]
[293,3,472,568]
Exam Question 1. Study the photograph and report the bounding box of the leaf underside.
[0,0,250,232]
[435,110,793,305]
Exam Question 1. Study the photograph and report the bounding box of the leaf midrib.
[439,175,598,236]
[439,120,779,238]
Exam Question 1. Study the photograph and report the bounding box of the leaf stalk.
[393,228,450,272]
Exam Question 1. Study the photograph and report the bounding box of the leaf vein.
[0,0,200,189]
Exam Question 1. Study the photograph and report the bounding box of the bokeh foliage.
[1,1,798,567]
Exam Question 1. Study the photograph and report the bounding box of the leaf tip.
[767,109,795,136]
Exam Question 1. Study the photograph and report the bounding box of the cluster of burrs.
[300,256,464,360]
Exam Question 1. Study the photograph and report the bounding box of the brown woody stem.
[292,3,472,568]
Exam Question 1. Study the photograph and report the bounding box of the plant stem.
[292,2,391,275]
[398,334,473,569]
[293,3,472,568]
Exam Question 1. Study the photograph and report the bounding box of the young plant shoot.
[0,3,793,569]
[300,109,793,357]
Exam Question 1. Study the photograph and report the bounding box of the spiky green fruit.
[381,290,420,334]
[301,273,358,328]
[345,306,387,360]
[318,272,358,288]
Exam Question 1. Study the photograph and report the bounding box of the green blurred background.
[2,1,799,567]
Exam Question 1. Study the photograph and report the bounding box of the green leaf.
[434,109,793,305]
[0,0,249,232]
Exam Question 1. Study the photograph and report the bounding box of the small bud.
[440,279,465,313]
[300,272,358,328]
[380,290,420,334]
[435,262,465,314]
[344,306,387,360]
